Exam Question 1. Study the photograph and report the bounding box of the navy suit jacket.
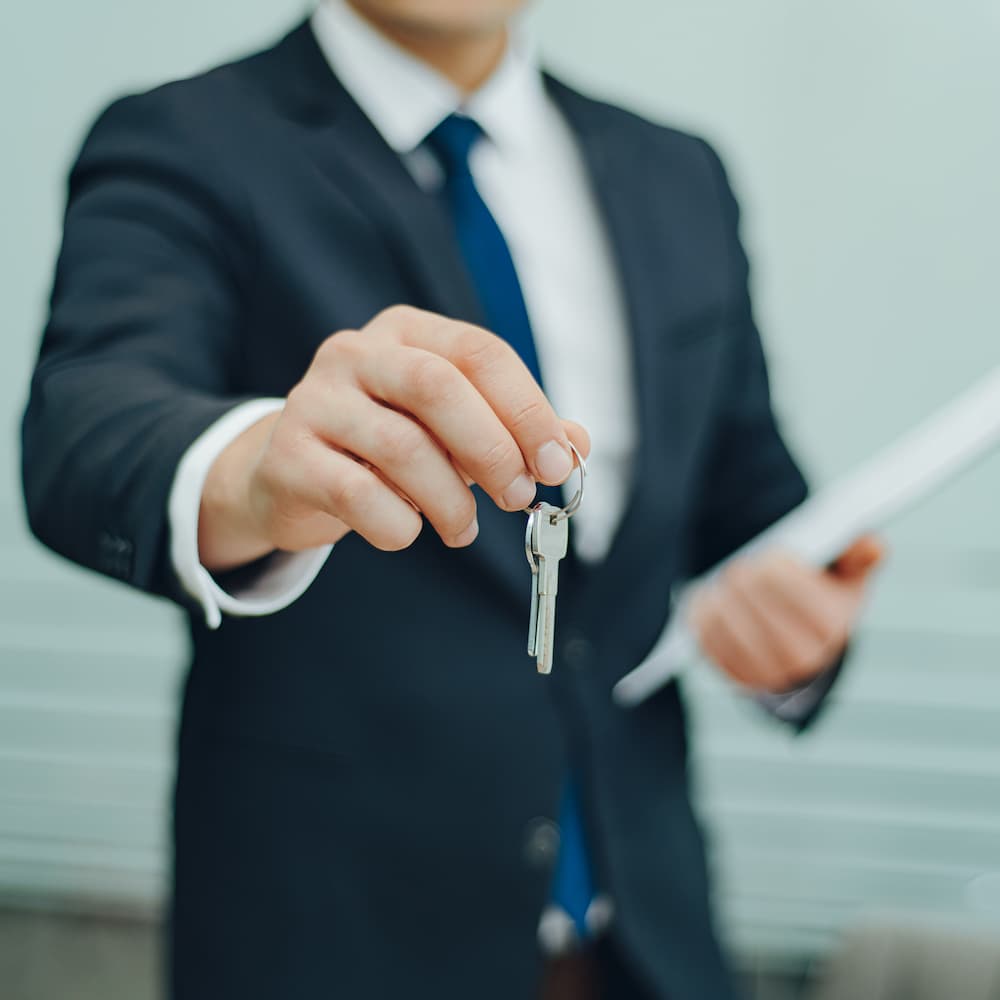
[22,19,822,1000]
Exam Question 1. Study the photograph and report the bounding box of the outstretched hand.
[198,306,589,571]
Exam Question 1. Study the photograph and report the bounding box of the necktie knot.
[425,113,483,177]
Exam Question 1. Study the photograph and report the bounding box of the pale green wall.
[2,0,999,961]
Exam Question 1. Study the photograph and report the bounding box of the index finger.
[370,306,576,487]
[831,535,885,578]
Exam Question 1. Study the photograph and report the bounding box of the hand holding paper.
[614,366,1000,707]
[687,536,884,694]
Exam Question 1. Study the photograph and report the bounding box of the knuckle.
[457,326,509,371]
[375,304,423,339]
[283,382,306,413]
[405,353,456,406]
[506,396,550,436]
[314,330,363,373]
[330,466,379,519]
[477,436,521,479]
[316,330,347,361]
[282,392,318,440]
[371,416,426,468]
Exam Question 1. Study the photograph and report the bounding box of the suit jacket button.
[523,817,561,870]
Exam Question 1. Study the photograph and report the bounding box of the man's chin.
[346,0,525,39]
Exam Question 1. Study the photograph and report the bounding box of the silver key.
[526,502,569,674]
[525,508,541,660]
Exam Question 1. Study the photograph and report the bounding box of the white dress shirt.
[168,0,638,627]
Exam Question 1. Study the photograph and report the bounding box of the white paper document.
[613,366,1000,708]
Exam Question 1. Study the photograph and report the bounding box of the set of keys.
[524,444,586,674]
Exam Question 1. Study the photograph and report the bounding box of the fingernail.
[535,440,573,484]
[502,473,536,510]
[454,518,479,547]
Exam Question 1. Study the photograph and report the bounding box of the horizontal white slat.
[0,837,164,876]
[701,722,1000,769]
[865,589,1000,639]
[712,812,1000,870]
[717,847,982,895]
[0,621,183,659]
[0,753,169,802]
[0,703,176,759]
[0,648,182,705]
[0,796,165,850]
[698,760,1000,820]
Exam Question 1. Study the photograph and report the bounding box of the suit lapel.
[266,24,484,324]
[544,78,672,585]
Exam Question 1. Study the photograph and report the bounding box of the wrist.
[198,412,280,572]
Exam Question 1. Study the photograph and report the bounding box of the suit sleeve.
[21,88,257,602]
[684,141,842,729]
[683,140,809,578]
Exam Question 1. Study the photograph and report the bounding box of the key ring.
[523,442,586,521]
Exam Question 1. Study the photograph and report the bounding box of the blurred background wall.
[1,0,998,994]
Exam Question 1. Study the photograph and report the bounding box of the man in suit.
[22,1,882,997]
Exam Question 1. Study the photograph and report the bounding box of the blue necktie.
[426,114,595,939]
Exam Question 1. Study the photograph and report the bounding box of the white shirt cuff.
[167,398,334,629]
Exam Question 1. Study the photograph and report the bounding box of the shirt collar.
[310,0,548,157]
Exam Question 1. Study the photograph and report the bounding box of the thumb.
[831,534,886,579]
